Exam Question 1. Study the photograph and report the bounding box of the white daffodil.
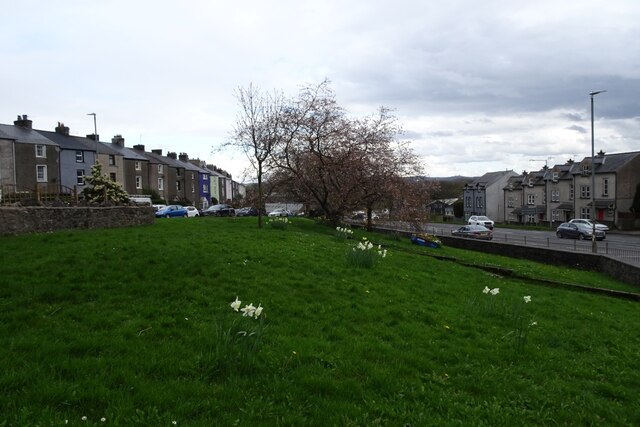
[523,296,532,303]
[230,297,242,312]
[490,288,500,295]
[241,303,256,317]
[530,321,538,327]
[483,286,490,294]
[254,304,263,318]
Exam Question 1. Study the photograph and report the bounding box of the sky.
[2,0,639,182]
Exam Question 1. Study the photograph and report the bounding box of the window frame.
[36,165,48,182]
[76,169,85,186]
[35,145,46,158]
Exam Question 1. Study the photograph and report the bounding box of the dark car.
[155,205,188,218]
[556,222,605,241]
[451,224,493,240]
[235,207,259,217]
[201,204,235,217]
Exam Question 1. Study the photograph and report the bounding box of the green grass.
[0,217,639,426]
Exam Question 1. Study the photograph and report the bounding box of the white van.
[129,195,153,206]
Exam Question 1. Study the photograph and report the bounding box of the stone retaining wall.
[0,206,155,236]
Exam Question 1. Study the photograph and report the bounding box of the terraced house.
[0,115,245,207]
[503,152,640,229]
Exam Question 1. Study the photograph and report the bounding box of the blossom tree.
[81,162,129,204]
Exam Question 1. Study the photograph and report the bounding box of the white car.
[185,206,200,217]
[468,215,495,230]
[569,218,609,232]
[268,209,292,217]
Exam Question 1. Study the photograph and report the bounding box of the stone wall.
[0,206,155,236]
[437,235,640,288]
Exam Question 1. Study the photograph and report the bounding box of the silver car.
[569,218,609,232]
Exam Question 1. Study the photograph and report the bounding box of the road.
[419,223,640,267]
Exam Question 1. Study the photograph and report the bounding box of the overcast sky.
[2,0,639,181]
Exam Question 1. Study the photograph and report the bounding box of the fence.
[374,220,640,267]
[0,184,79,205]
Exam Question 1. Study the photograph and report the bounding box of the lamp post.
[589,90,605,253]
[87,113,98,164]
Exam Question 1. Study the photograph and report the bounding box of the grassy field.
[0,217,638,426]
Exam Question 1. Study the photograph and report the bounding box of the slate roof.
[0,124,57,145]
[468,170,514,187]
[36,130,97,152]
[107,143,149,161]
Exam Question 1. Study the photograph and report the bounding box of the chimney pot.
[152,149,163,155]
[133,144,145,151]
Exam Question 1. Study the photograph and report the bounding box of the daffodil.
[254,304,263,318]
[523,295,532,303]
[230,297,242,312]
[241,303,256,317]
[490,288,500,295]
[483,286,490,294]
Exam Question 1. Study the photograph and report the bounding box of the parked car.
[235,207,259,217]
[556,222,606,240]
[468,215,495,230]
[268,209,293,217]
[451,224,493,240]
[185,206,200,217]
[569,218,609,232]
[152,204,166,212]
[201,204,235,217]
[155,205,188,218]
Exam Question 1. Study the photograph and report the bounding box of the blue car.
[155,205,188,218]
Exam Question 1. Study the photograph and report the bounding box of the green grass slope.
[0,218,638,426]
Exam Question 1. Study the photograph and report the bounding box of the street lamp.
[589,90,606,253]
[87,113,98,164]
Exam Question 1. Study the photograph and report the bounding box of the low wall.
[437,235,640,288]
[0,206,155,236]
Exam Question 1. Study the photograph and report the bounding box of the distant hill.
[411,175,477,199]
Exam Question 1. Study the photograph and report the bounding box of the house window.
[177,169,181,177]
[36,165,47,182]
[551,190,560,202]
[109,173,117,182]
[158,177,164,191]
[551,210,561,221]
[582,164,590,175]
[580,207,591,219]
[191,183,195,193]
[135,161,141,171]
[202,184,208,193]
[552,172,559,181]
[507,197,514,208]
[76,170,85,185]
[176,181,181,191]
[526,214,536,223]
[580,185,590,198]
[191,172,195,180]
[569,184,574,200]
[527,194,535,205]
[76,151,84,162]
[158,164,163,174]
[135,176,142,189]
[465,197,471,208]
[475,196,483,208]
[108,155,115,166]
[35,145,46,158]
[602,178,609,196]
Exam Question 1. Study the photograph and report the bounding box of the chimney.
[597,150,605,157]
[55,122,70,136]
[86,133,99,141]
[133,144,145,151]
[167,152,177,159]
[179,152,189,162]
[14,114,33,129]
[152,149,163,155]
[111,134,125,147]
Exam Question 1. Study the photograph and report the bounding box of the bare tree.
[229,84,284,227]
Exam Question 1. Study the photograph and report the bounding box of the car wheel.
[556,231,563,238]
[578,233,586,240]
[166,214,171,218]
